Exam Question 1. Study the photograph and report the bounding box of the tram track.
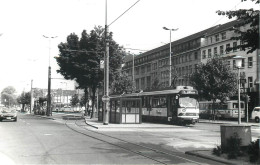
[64,119,207,165]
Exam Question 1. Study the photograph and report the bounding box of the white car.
[251,107,260,123]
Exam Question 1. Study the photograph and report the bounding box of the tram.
[199,100,245,119]
[110,86,199,125]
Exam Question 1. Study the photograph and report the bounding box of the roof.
[124,20,240,63]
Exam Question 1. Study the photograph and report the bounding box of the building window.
[233,42,237,52]
[141,66,145,74]
[242,59,245,68]
[202,50,206,59]
[210,37,212,43]
[153,62,157,70]
[185,66,188,75]
[214,47,217,55]
[208,49,212,58]
[248,57,253,67]
[248,77,253,88]
[135,67,139,75]
[226,44,230,54]
[240,41,244,51]
[233,60,236,69]
[220,45,224,55]
[194,52,198,60]
[215,34,219,42]
[189,65,192,74]
[136,78,139,89]
[146,76,151,88]
[141,77,145,89]
[221,32,226,40]
[147,64,151,72]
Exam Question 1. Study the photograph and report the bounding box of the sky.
[0,0,258,95]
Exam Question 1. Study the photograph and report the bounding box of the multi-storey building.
[122,20,259,107]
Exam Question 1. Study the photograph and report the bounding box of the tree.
[55,26,125,118]
[190,57,237,118]
[17,92,31,112]
[111,72,134,94]
[216,0,259,54]
[151,77,162,90]
[1,86,17,107]
[70,94,79,106]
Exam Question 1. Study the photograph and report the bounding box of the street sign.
[100,60,104,69]
[102,95,110,102]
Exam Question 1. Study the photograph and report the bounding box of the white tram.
[110,86,199,125]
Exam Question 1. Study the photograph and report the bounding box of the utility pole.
[43,35,57,116]
[102,0,110,125]
[30,80,33,114]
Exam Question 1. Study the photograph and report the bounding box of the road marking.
[43,134,52,136]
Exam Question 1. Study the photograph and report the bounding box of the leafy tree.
[1,86,17,106]
[17,92,31,112]
[190,57,237,118]
[216,0,259,54]
[70,94,79,106]
[55,26,125,118]
[33,88,45,99]
[151,77,162,90]
[111,72,134,94]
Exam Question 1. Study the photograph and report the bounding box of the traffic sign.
[102,95,110,102]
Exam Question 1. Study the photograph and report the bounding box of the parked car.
[251,107,260,123]
[0,107,17,122]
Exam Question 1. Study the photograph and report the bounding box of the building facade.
[122,20,259,107]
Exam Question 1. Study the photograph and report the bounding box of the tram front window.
[179,97,198,108]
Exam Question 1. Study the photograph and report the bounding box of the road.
[0,113,258,165]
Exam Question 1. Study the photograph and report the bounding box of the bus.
[110,86,199,125]
[199,100,245,119]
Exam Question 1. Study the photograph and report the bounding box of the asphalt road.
[1,112,258,165]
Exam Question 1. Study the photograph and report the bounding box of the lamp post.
[163,27,178,87]
[102,0,110,125]
[233,55,245,124]
[43,35,57,116]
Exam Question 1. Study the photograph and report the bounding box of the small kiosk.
[99,97,142,124]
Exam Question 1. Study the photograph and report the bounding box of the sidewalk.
[84,117,257,165]
[199,118,259,126]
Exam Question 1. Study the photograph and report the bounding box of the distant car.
[251,107,260,123]
[0,108,17,122]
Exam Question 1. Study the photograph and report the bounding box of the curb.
[33,115,55,120]
[84,118,99,129]
[185,150,236,165]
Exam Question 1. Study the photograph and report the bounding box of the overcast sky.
[0,0,257,94]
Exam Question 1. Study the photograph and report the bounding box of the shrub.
[247,139,260,163]
[218,132,243,159]
[212,145,222,156]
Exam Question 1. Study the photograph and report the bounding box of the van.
[251,107,260,123]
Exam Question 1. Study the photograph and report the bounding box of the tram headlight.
[179,113,185,116]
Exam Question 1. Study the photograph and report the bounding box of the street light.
[43,35,58,116]
[233,55,245,124]
[163,27,178,87]
[102,0,110,125]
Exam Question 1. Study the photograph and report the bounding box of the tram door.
[121,98,142,124]
[167,95,178,122]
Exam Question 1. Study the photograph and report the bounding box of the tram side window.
[152,96,166,108]
[122,101,126,113]
[116,100,120,112]
[111,101,115,112]
[232,103,244,109]
[152,98,159,108]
